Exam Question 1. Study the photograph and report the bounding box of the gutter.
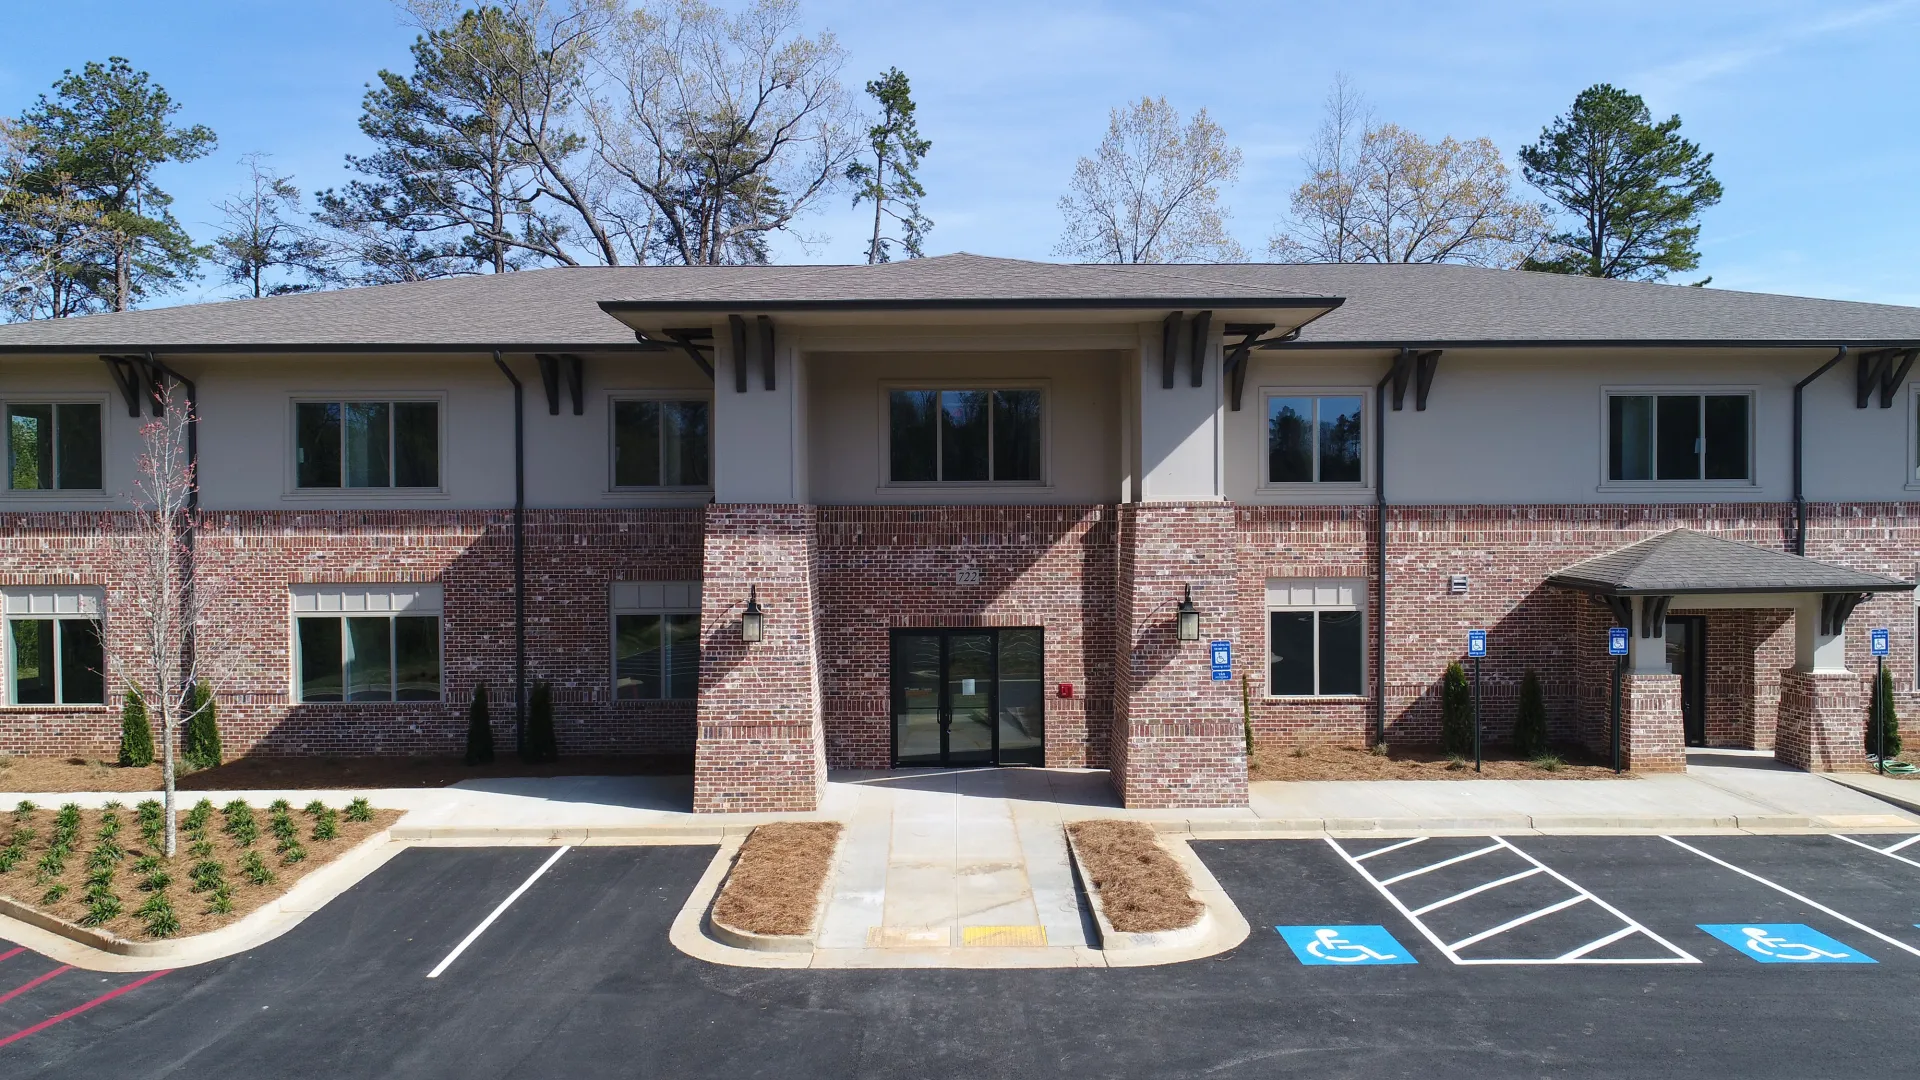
[1792,346,1848,556]
[1373,354,1400,747]
[491,352,528,751]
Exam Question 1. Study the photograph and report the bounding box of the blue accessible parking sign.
[1697,924,1875,964]
[1210,640,1232,681]
[1609,627,1630,656]
[1276,925,1417,966]
[1872,628,1890,657]
[1466,630,1487,658]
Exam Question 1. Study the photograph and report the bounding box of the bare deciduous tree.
[115,384,229,855]
[209,153,323,298]
[1055,96,1245,264]
[1272,79,1546,267]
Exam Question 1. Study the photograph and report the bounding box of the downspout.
[1792,346,1847,556]
[1373,355,1399,747]
[491,352,527,750]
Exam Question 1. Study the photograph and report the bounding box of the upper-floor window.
[4,588,105,706]
[888,388,1041,483]
[292,584,441,702]
[1265,393,1363,485]
[7,402,102,491]
[612,399,710,488]
[611,581,700,700]
[1607,392,1750,482]
[295,400,439,489]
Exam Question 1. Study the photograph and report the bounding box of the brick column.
[693,504,826,812]
[1617,673,1686,772]
[1111,503,1248,809]
[1776,670,1869,771]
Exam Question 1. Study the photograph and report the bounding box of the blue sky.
[3,0,1917,305]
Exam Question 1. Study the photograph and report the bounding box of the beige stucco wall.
[0,356,144,511]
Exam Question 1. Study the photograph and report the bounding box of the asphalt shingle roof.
[1545,529,1914,596]
[0,253,1917,352]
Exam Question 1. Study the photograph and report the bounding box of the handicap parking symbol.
[1697,924,1876,964]
[1276,925,1417,966]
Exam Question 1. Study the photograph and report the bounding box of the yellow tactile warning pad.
[960,925,1048,948]
[868,926,952,948]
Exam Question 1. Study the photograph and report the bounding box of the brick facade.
[1777,670,1870,771]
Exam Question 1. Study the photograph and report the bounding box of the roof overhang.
[1544,529,1915,598]
[596,296,1345,341]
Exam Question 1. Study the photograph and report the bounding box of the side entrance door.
[1666,614,1708,747]
[890,628,1044,767]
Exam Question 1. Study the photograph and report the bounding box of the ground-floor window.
[2,589,104,705]
[291,585,442,703]
[612,581,701,700]
[1266,578,1365,697]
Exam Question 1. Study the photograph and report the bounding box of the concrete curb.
[1825,774,1920,819]
[1064,828,1211,952]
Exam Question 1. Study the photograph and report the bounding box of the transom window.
[1265,394,1363,485]
[292,585,442,702]
[7,403,102,491]
[3,589,105,705]
[1607,392,1750,482]
[295,400,439,489]
[611,581,700,701]
[1267,579,1365,697]
[888,388,1041,483]
[612,399,710,488]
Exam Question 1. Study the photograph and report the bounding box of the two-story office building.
[3,255,1919,811]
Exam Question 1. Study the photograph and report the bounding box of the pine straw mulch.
[1250,743,1636,782]
[711,822,843,937]
[0,753,692,794]
[1066,820,1202,934]
[0,799,401,941]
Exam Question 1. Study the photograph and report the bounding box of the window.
[888,388,1042,483]
[3,589,105,705]
[292,585,441,702]
[295,400,439,489]
[1607,392,1750,482]
[1266,579,1364,697]
[612,399,710,488]
[1265,394,1363,485]
[7,403,102,491]
[611,581,701,700]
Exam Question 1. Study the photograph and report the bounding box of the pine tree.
[118,684,154,768]
[1867,664,1903,760]
[521,681,558,764]
[1512,669,1548,758]
[182,679,222,771]
[465,681,495,766]
[847,67,931,263]
[1441,662,1474,757]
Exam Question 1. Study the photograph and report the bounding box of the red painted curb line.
[0,966,68,1007]
[0,969,170,1050]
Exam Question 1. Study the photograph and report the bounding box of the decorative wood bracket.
[728,314,748,393]
[658,329,715,381]
[1161,311,1182,390]
[1221,323,1275,411]
[757,314,776,392]
[1389,349,1442,411]
[1819,591,1868,636]
[1857,347,1918,408]
[1639,595,1671,638]
[99,354,167,416]
[1187,310,1212,388]
[535,354,585,416]
[1604,595,1633,630]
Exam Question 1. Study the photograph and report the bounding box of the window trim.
[285,393,448,497]
[1907,382,1920,491]
[609,581,702,702]
[1264,578,1367,699]
[877,380,1051,490]
[605,392,715,494]
[1,394,111,500]
[289,584,444,704]
[1598,385,1758,492]
[1254,386,1373,496]
[2,587,107,707]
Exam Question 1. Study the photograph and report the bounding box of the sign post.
[1871,628,1890,774]
[1467,630,1487,773]
[1608,627,1630,774]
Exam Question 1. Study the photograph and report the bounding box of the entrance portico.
[1549,529,1915,772]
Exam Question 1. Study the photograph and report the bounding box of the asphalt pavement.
[5,833,1920,1079]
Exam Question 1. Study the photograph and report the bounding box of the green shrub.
[189,860,225,893]
[40,883,68,905]
[1440,662,1475,757]
[302,800,326,818]
[141,869,173,892]
[465,681,496,766]
[0,845,21,873]
[189,840,215,859]
[279,840,307,865]
[239,850,275,886]
[13,800,35,819]
[184,799,215,833]
[81,891,123,926]
[312,808,339,842]
[207,883,234,915]
[344,798,373,823]
[1512,669,1548,758]
[36,848,65,878]
[118,685,155,767]
[521,681,558,764]
[222,801,258,847]
[97,812,122,839]
[268,799,291,814]
[1530,754,1565,773]
[55,803,81,831]
[136,800,164,847]
[182,680,222,771]
[1868,663,1904,759]
[138,892,179,938]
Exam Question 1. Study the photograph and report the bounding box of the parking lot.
[5,831,1920,1078]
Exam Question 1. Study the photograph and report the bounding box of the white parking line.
[1327,836,1697,966]
[1662,836,1920,959]
[1885,835,1920,855]
[1833,833,1920,870]
[1353,837,1428,863]
[427,846,571,979]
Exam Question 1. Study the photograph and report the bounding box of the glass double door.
[890,628,1044,767]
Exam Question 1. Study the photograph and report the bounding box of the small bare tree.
[1055,96,1245,264]
[115,383,225,856]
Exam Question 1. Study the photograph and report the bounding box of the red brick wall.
[1778,670,1870,771]
[812,506,1116,769]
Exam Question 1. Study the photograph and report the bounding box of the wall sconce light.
[1176,584,1201,643]
[741,585,766,644]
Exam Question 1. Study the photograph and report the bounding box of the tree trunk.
[868,147,884,264]
[161,693,177,857]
